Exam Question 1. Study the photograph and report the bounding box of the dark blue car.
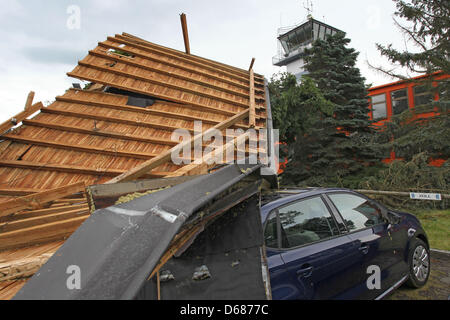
[261,188,430,300]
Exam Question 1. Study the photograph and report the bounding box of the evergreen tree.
[373,0,449,162]
[281,32,381,187]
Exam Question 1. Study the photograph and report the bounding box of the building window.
[391,88,409,115]
[413,85,434,107]
[371,94,387,120]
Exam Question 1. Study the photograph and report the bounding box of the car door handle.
[297,265,313,278]
[359,244,369,255]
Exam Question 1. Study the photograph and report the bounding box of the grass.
[405,208,450,251]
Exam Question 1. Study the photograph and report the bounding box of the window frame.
[323,192,387,235]
[370,93,388,120]
[413,84,434,107]
[263,194,344,251]
[390,88,410,115]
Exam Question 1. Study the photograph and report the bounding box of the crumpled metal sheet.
[13,163,263,300]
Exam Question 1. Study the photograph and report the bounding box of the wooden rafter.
[98,41,261,93]
[0,182,85,217]
[90,48,264,100]
[0,159,171,178]
[117,34,261,84]
[249,69,256,128]
[1,134,165,160]
[106,108,250,183]
[180,13,190,55]
[54,93,262,126]
[75,59,255,110]
[0,102,43,135]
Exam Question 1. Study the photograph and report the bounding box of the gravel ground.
[387,250,450,300]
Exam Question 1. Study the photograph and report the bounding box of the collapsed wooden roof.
[0,32,269,299]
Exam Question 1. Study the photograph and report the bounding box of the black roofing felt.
[136,195,267,300]
[13,163,264,300]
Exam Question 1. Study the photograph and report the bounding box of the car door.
[325,192,405,299]
[263,195,363,300]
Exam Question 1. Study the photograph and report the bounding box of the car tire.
[405,238,430,288]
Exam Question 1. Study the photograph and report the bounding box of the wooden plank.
[1,134,162,160]
[0,182,85,217]
[22,119,178,147]
[97,41,260,95]
[0,159,171,179]
[248,58,255,71]
[0,216,87,251]
[0,208,89,233]
[90,48,264,101]
[88,175,199,198]
[0,204,88,223]
[0,188,50,197]
[24,91,35,110]
[67,69,239,118]
[106,108,250,183]
[0,102,43,135]
[166,131,250,177]
[86,175,199,211]
[0,252,55,282]
[55,94,244,125]
[180,13,190,54]
[22,119,257,151]
[41,107,197,133]
[120,33,265,82]
[76,59,253,110]
[249,69,256,127]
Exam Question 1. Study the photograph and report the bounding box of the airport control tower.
[272,15,342,81]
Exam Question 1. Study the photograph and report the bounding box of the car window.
[328,193,384,231]
[264,212,279,248]
[276,196,339,249]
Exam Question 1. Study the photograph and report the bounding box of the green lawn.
[406,208,450,251]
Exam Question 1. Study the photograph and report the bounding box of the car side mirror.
[387,211,401,225]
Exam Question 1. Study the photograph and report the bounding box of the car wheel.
[406,238,430,288]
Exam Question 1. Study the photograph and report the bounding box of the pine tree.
[373,0,449,162]
[281,32,381,187]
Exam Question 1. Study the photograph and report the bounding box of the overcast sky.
[0,0,413,122]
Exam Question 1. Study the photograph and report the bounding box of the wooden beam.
[106,108,250,183]
[0,204,88,223]
[90,48,263,100]
[166,131,250,177]
[0,102,43,135]
[0,182,85,217]
[248,58,255,71]
[22,119,178,147]
[41,107,198,133]
[0,159,171,179]
[180,13,190,55]
[0,216,87,251]
[22,119,257,152]
[76,59,254,110]
[249,69,256,127]
[68,70,238,118]
[98,41,257,93]
[120,33,266,82]
[2,134,163,160]
[54,94,258,126]
[24,91,35,110]
[0,188,45,197]
[0,251,58,282]
[0,207,89,233]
